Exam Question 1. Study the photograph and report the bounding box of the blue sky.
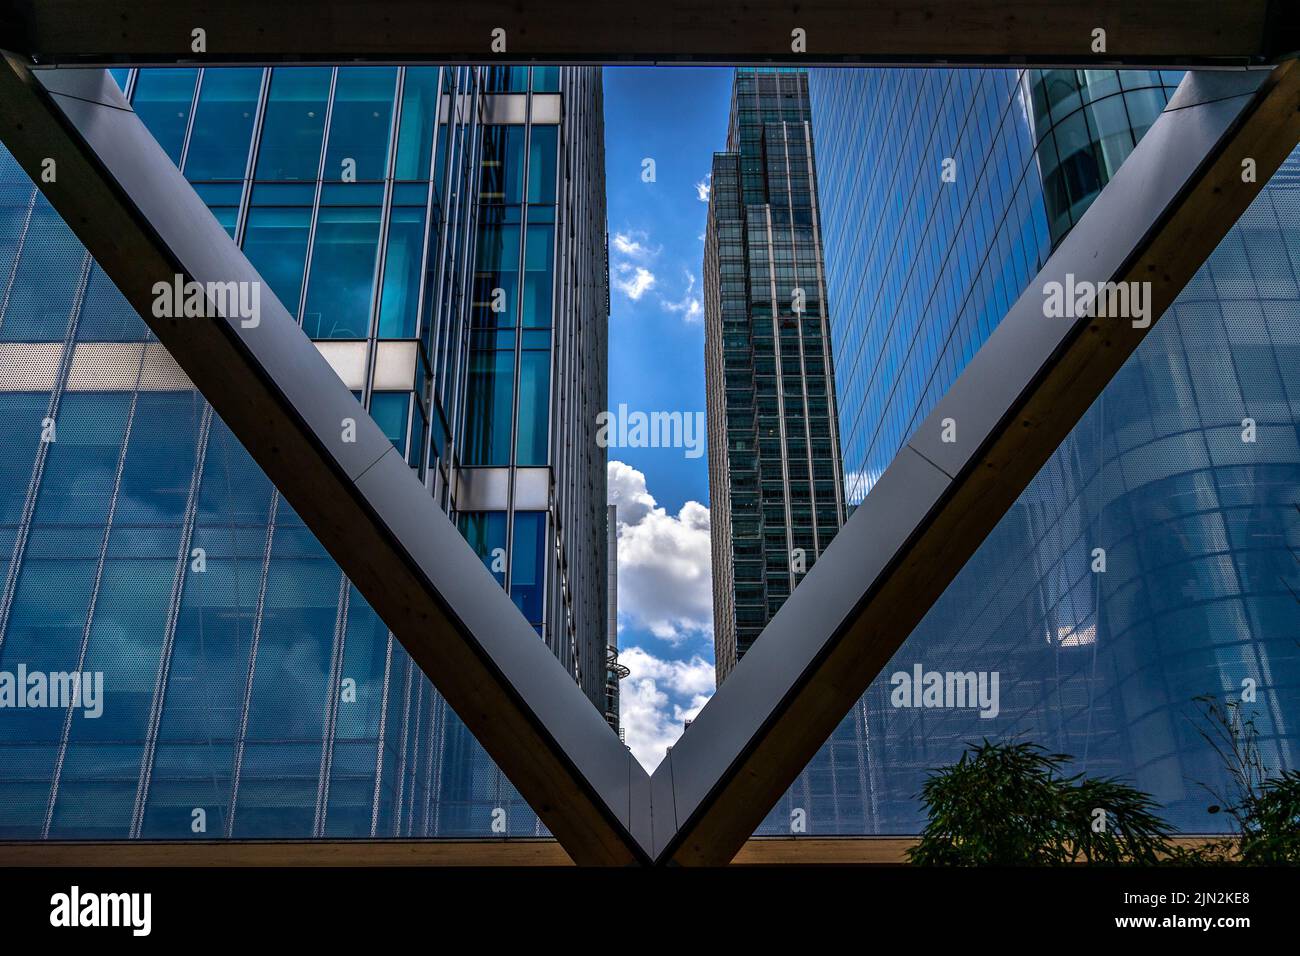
[601,66,733,768]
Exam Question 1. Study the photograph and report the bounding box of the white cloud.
[694,174,711,202]
[611,229,660,261]
[660,271,703,323]
[608,460,712,642]
[618,645,714,771]
[613,264,656,301]
[610,230,660,301]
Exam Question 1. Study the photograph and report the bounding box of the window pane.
[209,205,238,236]
[243,207,312,317]
[254,68,331,181]
[132,69,197,165]
[1,199,85,342]
[522,223,553,328]
[377,206,425,338]
[479,125,526,203]
[463,347,514,465]
[473,211,520,328]
[510,512,546,623]
[77,267,148,342]
[526,125,558,203]
[302,206,381,338]
[184,68,262,181]
[482,67,528,93]
[457,511,507,585]
[369,392,410,456]
[377,204,426,338]
[324,68,398,181]
[532,67,560,93]
[516,348,550,466]
[394,67,439,180]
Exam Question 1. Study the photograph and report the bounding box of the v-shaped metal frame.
[2,45,1299,865]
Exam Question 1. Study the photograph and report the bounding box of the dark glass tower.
[0,65,609,839]
[753,67,1300,835]
[704,68,846,684]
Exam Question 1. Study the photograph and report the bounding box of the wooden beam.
[5,0,1298,67]
[0,836,1236,866]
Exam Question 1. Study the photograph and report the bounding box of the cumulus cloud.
[694,174,711,202]
[613,262,656,301]
[619,645,714,771]
[660,271,703,323]
[608,460,712,642]
[611,230,658,259]
[610,230,660,302]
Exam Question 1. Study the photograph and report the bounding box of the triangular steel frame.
[1,49,1298,865]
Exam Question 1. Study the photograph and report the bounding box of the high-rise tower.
[703,68,846,684]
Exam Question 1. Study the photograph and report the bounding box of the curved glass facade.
[1028,69,1181,247]
[0,65,610,839]
[755,68,1300,835]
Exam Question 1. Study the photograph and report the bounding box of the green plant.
[1182,694,1300,865]
[1189,694,1267,834]
[1240,770,1300,864]
[908,740,1174,866]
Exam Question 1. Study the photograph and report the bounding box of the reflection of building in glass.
[757,67,1300,835]
[704,68,846,684]
[0,65,609,838]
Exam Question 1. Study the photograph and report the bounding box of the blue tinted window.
[323,589,390,836]
[522,222,553,328]
[1,200,86,342]
[132,69,197,165]
[510,512,546,623]
[243,207,312,318]
[457,511,507,585]
[0,394,46,524]
[254,68,331,181]
[377,206,425,338]
[209,205,238,236]
[184,68,262,181]
[527,125,558,203]
[231,529,338,837]
[482,67,528,93]
[324,68,397,181]
[516,348,549,466]
[394,67,439,180]
[302,206,382,338]
[472,210,520,328]
[463,345,514,465]
[370,392,410,456]
[479,125,526,203]
[532,67,560,93]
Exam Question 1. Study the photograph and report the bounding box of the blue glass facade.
[0,65,610,839]
[753,68,1300,835]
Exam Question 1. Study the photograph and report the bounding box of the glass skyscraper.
[755,67,1300,835]
[704,68,847,683]
[0,65,610,839]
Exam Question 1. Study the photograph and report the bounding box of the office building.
[756,67,1300,834]
[0,65,610,838]
[703,68,847,684]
